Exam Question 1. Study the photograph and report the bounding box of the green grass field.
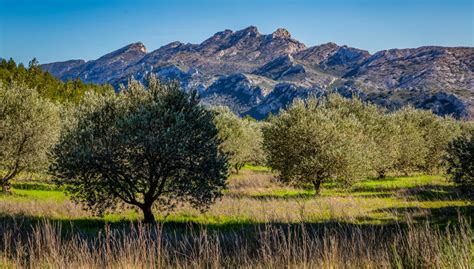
[1,167,471,228]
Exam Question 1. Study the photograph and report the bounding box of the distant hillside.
[41,26,474,119]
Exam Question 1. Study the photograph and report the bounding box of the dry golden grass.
[0,218,471,268]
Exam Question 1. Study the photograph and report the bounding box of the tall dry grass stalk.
[1,218,472,268]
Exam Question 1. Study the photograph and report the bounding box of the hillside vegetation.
[0,58,113,103]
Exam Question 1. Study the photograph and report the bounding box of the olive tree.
[241,118,267,166]
[445,130,474,194]
[212,106,265,173]
[370,113,401,178]
[323,94,400,178]
[51,78,228,223]
[0,83,60,193]
[416,112,461,174]
[263,97,368,195]
[392,107,460,175]
[392,107,429,175]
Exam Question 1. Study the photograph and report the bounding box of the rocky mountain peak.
[127,42,147,53]
[272,28,291,39]
[100,42,148,61]
[240,26,260,35]
[214,29,234,38]
[161,41,185,50]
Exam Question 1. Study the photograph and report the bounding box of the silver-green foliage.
[263,96,369,194]
[322,94,401,178]
[262,93,462,193]
[392,107,461,175]
[0,82,60,192]
[51,78,228,223]
[212,106,265,173]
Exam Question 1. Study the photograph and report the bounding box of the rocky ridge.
[41,26,474,119]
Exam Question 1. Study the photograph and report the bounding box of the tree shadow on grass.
[224,184,468,200]
[372,204,473,225]
[1,202,470,238]
[351,184,472,201]
[395,184,472,201]
[0,212,438,241]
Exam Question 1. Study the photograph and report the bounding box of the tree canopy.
[50,78,228,223]
[212,106,266,173]
[445,130,474,194]
[0,82,60,192]
[263,96,369,195]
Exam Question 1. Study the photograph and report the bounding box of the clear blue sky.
[1,0,473,64]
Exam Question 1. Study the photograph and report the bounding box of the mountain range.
[41,26,474,119]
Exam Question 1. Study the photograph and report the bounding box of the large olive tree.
[263,96,368,195]
[51,78,228,223]
[0,83,60,193]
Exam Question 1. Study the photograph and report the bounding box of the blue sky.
[0,0,473,64]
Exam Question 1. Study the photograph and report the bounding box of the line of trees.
[0,58,113,103]
[263,94,473,194]
[1,76,472,222]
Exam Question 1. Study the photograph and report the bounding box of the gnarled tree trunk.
[2,178,11,194]
[312,179,322,196]
[234,163,244,174]
[141,205,156,224]
[377,170,386,179]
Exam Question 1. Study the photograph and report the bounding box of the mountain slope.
[41,26,474,119]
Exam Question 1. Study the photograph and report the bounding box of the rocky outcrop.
[247,83,323,119]
[200,73,275,114]
[253,54,306,80]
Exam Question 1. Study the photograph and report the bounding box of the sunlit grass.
[241,164,271,172]
[0,171,471,227]
[0,189,66,202]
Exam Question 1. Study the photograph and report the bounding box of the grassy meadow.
[0,166,472,268]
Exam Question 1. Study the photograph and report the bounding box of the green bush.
[445,131,474,194]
